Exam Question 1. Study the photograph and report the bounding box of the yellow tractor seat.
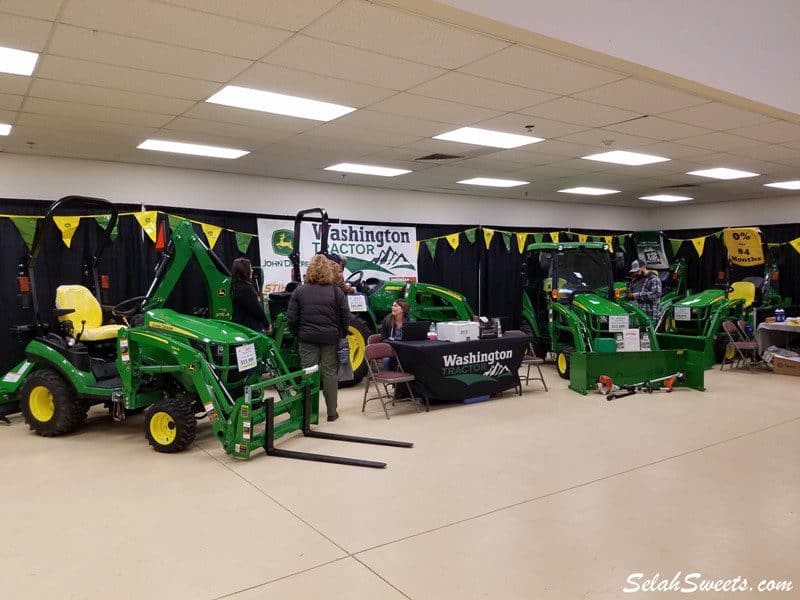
[55,285,123,341]
[728,281,756,308]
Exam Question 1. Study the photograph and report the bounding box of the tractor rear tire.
[556,349,571,380]
[340,315,371,388]
[145,398,196,453]
[19,369,87,436]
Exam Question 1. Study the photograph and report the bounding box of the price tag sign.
[235,343,257,372]
[347,294,368,312]
[622,328,641,351]
[608,315,629,332]
[674,306,691,321]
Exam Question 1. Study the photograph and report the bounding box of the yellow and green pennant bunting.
[134,211,158,243]
[425,238,438,260]
[516,232,528,254]
[483,228,495,250]
[415,241,420,256]
[94,215,119,242]
[10,216,37,249]
[790,237,800,255]
[235,232,253,254]
[533,232,543,244]
[446,232,460,252]
[167,214,185,232]
[501,231,511,252]
[53,216,81,248]
[617,234,627,249]
[670,239,683,255]
[577,233,588,243]
[691,236,705,257]
[549,231,559,243]
[464,228,476,244]
[201,223,223,250]
[604,235,614,252]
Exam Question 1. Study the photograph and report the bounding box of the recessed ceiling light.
[582,150,670,166]
[558,187,620,196]
[325,163,411,177]
[0,46,39,76]
[687,167,758,180]
[137,139,249,159]
[434,127,544,149]
[0,123,11,136]
[206,85,355,122]
[639,194,693,202]
[457,177,529,188]
[764,180,800,190]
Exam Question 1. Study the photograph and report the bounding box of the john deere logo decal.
[272,229,293,256]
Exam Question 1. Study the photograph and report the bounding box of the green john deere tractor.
[0,197,408,467]
[264,208,475,384]
[520,241,704,394]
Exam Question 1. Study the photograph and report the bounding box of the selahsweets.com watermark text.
[624,572,793,593]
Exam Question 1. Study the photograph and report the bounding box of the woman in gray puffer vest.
[287,254,351,421]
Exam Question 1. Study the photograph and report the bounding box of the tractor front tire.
[556,350,571,380]
[19,369,87,436]
[340,315,371,387]
[145,399,196,453]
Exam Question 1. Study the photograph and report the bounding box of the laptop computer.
[399,320,432,342]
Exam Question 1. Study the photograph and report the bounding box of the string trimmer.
[597,372,685,401]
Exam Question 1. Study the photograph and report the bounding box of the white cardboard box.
[436,321,481,342]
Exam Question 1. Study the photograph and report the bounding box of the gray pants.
[298,342,339,417]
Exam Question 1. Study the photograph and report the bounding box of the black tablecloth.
[389,333,530,402]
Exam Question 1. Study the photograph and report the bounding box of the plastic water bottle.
[493,317,503,337]
[775,308,785,323]
[427,323,437,341]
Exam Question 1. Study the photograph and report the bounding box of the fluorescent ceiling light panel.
[558,187,619,196]
[687,167,758,180]
[0,123,11,136]
[325,163,411,177]
[206,85,355,122]
[639,194,692,202]
[0,46,39,76]
[582,150,670,166]
[458,177,529,188]
[434,127,544,149]
[764,180,800,190]
[137,139,249,159]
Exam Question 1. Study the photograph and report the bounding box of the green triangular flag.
[235,232,253,254]
[464,228,476,244]
[168,214,184,232]
[714,231,723,239]
[425,238,438,260]
[10,217,38,249]
[501,231,511,252]
[533,232,543,244]
[670,239,683,255]
[94,215,119,242]
[617,234,627,249]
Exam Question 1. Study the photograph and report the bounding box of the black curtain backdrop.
[1,197,799,374]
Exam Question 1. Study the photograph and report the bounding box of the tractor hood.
[571,293,628,316]
[145,309,258,344]
[673,289,725,308]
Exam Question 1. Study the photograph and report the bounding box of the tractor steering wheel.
[112,296,148,317]
[345,270,364,289]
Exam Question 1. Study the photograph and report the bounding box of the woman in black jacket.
[230,258,270,333]
[287,254,351,422]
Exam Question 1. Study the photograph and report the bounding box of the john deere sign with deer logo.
[271,229,294,256]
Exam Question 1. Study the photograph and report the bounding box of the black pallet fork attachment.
[264,387,413,468]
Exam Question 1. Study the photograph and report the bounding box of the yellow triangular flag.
[549,231,559,243]
[790,237,800,255]
[483,228,495,249]
[134,211,158,243]
[445,232,460,251]
[692,236,706,257]
[604,235,614,252]
[516,232,528,253]
[415,241,420,256]
[201,223,223,250]
[54,216,81,248]
[578,233,588,243]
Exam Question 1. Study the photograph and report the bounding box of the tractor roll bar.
[290,208,328,283]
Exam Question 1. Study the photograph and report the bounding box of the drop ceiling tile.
[573,78,708,114]
[368,93,502,125]
[331,110,452,139]
[604,116,710,141]
[488,148,563,165]
[461,45,624,94]
[160,0,339,31]
[0,93,23,111]
[355,147,439,168]
[508,163,586,179]
[36,56,218,101]
[452,155,529,173]
[281,133,388,157]
[182,102,317,133]
[519,97,641,127]
[0,108,17,123]
[520,139,601,158]
[727,120,800,143]
[0,0,63,20]
[685,152,777,174]
[15,112,157,137]
[163,116,297,146]
[22,97,173,127]
[61,0,291,60]
[232,62,395,108]
[633,141,710,159]
[409,72,557,112]
[302,0,508,69]
[264,35,444,91]
[659,102,774,130]
[48,25,251,81]
[676,131,764,151]
[9,124,143,147]
[145,130,262,152]
[29,79,195,115]
[294,121,422,147]
[0,73,31,95]
[475,113,587,140]
[396,138,486,158]
[0,12,54,52]
[727,143,800,165]
[556,128,658,149]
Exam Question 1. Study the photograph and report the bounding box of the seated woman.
[380,299,413,371]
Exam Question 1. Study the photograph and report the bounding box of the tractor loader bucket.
[656,333,717,370]
[568,349,705,395]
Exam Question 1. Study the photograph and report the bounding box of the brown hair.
[231,258,252,285]
[382,299,411,328]
[305,254,334,285]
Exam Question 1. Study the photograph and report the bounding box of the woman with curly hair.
[287,253,351,421]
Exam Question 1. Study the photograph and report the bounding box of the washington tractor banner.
[257,218,418,294]
[634,230,670,269]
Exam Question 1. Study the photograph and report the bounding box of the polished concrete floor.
[2,367,798,599]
